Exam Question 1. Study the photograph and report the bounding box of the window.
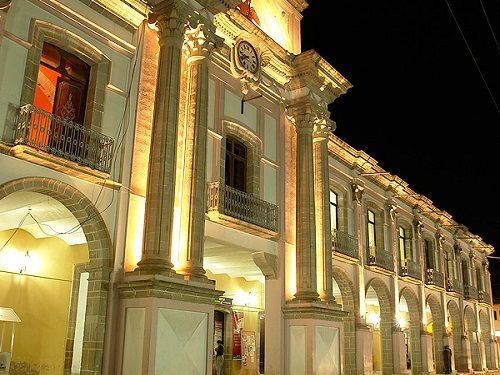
[476,267,483,290]
[494,311,497,320]
[424,239,434,270]
[329,190,338,232]
[225,137,247,192]
[461,258,469,285]
[398,226,411,263]
[367,209,376,256]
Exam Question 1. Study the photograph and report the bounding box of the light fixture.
[19,251,30,274]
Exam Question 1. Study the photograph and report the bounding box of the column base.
[116,275,224,375]
[283,301,346,375]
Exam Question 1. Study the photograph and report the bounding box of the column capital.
[313,115,335,139]
[183,20,223,63]
[149,0,190,43]
[386,200,398,222]
[286,98,330,133]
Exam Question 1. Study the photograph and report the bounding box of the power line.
[479,0,500,54]
[443,0,500,117]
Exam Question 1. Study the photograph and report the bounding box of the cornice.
[287,0,308,13]
[327,133,494,254]
[287,49,352,105]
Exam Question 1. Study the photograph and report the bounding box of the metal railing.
[400,258,422,280]
[206,182,278,232]
[446,278,463,294]
[332,229,359,259]
[367,245,394,271]
[463,285,478,300]
[13,104,114,173]
[425,268,445,288]
[478,290,491,304]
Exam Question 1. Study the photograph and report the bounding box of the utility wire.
[443,0,500,117]
[479,0,500,54]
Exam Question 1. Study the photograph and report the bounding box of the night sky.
[300,2,500,296]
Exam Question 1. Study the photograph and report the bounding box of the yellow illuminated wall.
[0,229,88,374]
[242,0,300,53]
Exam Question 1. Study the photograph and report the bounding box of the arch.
[21,20,111,131]
[366,277,393,375]
[425,294,445,373]
[447,299,464,371]
[0,177,112,374]
[400,287,422,374]
[332,266,357,375]
[464,305,481,371]
[221,121,262,196]
[479,309,494,369]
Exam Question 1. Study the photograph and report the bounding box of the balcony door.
[33,43,90,152]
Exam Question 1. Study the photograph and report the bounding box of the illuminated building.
[0,0,497,374]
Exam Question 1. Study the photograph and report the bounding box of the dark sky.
[301,2,500,293]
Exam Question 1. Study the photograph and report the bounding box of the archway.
[332,266,358,375]
[0,177,112,374]
[425,294,445,373]
[399,288,422,375]
[366,278,393,375]
[447,300,463,371]
[479,309,493,369]
[464,305,481,371]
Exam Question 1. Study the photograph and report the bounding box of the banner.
[232,311,244,357]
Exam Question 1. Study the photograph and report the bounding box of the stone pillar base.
[356,323,373,374]
[283,301,346,375]
[393,329,409,375]
[421,332,436,375]
[115,274,223,375]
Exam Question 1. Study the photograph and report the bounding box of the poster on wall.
[241,330,257,370]
[232,311,244,357]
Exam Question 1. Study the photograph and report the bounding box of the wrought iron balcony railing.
[425,268,445,288]
[446,278,463,294]
[13,105,114,173]
[400,258,422,280]
[463,284,478,300]
[367,245,394,271]
[478,290,491,304]
[332,229,359,259]
[206,182,278,232]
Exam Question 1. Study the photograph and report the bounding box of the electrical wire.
[479,0,500,54]
[443,0,500,117]
[0,211,30,252]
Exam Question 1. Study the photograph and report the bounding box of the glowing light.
[0,247,40,275]
[124,195,145,272]
[367,312,380,328]
[233,291,257,307]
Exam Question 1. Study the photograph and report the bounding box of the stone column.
[177,20,221,281]
[461,334,473,372]
[136,0,188,274]
[289,103,319,302]
[420,330,435,374]
[356,322,373,374]
[312,115,336,304]
[392,325,408,374]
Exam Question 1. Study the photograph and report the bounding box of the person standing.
[215,339,224,375]
[443,345,452,374]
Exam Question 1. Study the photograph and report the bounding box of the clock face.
[237,41,259,73]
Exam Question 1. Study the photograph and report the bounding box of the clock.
[236,41,259,73]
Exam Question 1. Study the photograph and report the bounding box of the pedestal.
[355,323,372,375]
[283,302,345,375]
[461,335,472,373]
[116,274,223,375]
[420,332,435,375]
[392,329,409,374]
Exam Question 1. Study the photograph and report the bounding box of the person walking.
[215,339,224,375]
[443,345,452,374]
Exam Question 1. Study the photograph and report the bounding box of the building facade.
[0,0,497,374]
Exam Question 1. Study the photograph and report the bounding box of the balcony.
[400,259,421,280]
[425,269,445,288]
[332,229,359,260]
[446,278,463,294]
[478,290,491,304]
[463,285,478,300]
[367,246,394,272]
[206,182,278,238]
[13,105,114,173]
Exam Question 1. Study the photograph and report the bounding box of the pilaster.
[176,18,222,281]
[135,0,190,275]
